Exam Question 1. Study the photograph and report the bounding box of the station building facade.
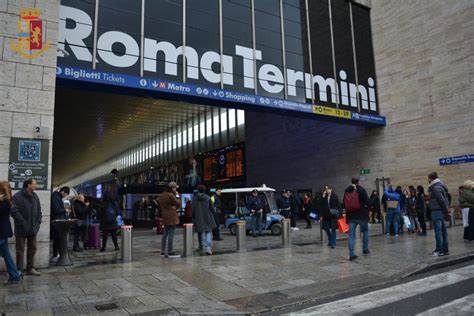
[0,0,472,267]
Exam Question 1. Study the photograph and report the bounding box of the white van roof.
[221,186,275,194]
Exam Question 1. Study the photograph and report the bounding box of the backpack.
[344,190,361,213]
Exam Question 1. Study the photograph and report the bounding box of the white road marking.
[288,265,474,315]
[416,293,474,316]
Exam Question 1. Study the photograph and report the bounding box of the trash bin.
[121,225,133,262]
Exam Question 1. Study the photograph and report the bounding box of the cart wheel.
[271,223,282,235]
[229,224,236,235]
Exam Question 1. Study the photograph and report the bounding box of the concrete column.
[0,0,59,269]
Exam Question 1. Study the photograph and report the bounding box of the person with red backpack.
[344,178,370,261]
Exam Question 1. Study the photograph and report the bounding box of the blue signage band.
[439,154,474,166]
[56,65,386,127]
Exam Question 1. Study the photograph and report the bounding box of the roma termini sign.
[56,1,385,126]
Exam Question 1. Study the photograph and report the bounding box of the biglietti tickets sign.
[57,0,386,126]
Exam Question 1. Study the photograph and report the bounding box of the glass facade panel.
[228,109,236,128]
[186,0,220,87]
[59,0,96,69]
[213,115,220,134]
[220,111,228,131]
[283,0,311,103]
[308,0,336,107]
[255,0,284,98]
[199,121,205,140]
[352,3,377,113]
[96,0,141,75]
[222,0,253,93]
[206,118,213,137]
[331,0,356,111]
[144,0,183,81]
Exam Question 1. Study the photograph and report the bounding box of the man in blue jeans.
[247,189,265,237]
[427,172,450,256]
[384,186,401,236]
[344,178,370,261]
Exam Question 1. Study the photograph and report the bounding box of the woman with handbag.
[319,186,341,248]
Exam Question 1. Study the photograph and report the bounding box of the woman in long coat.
[319,186,341,248]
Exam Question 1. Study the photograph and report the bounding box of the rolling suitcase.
[155,218,165,235]
[87,224,101,249]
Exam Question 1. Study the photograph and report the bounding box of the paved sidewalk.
[0,224,472,315]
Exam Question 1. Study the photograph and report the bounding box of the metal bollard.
[183,224,194,257]
[121,225,133,262]
[282,218,291,247]
[449,208,455,227]
[236,220,246,252]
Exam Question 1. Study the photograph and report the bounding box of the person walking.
[459,180,474,241]
[0,182,22,285]
[72,194,90,251]
[369,190,381,224]
[51,186,70,261]
[247,189,265,237]
[10,179,42,276]
[192,185,216,255]
[416,185,428,236]
[289,190,301,230]
[319,186,340,248]
[407,186,418,233]
[302,193,313,229]
[344,178,370,261]
[277,190,291,219]
[158,182,181,257]
[395,186,406,234]
[98,191,120,252]
[383,186,401,237]
[210,188,223,241]
[427,172,450,256]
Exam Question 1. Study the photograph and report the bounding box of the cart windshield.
[263,191,278,212]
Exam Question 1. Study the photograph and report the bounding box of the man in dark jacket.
[289,191,302,230]
[428,172,450,256]
[11,179,42,275]
[344,178,370,261]
[51,187,70,261]
[247,189,265,237]
[210,188,223,241]
[192,185,216,255]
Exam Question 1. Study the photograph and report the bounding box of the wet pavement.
[0,223,473,315]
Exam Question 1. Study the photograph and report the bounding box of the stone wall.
[0,0,59,268]
[246,0,474,200]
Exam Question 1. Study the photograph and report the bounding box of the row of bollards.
[181,218,293,256]
[127,212,459,261]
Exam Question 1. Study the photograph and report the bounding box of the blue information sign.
[56,65,386,127]
[439,154,474,166]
